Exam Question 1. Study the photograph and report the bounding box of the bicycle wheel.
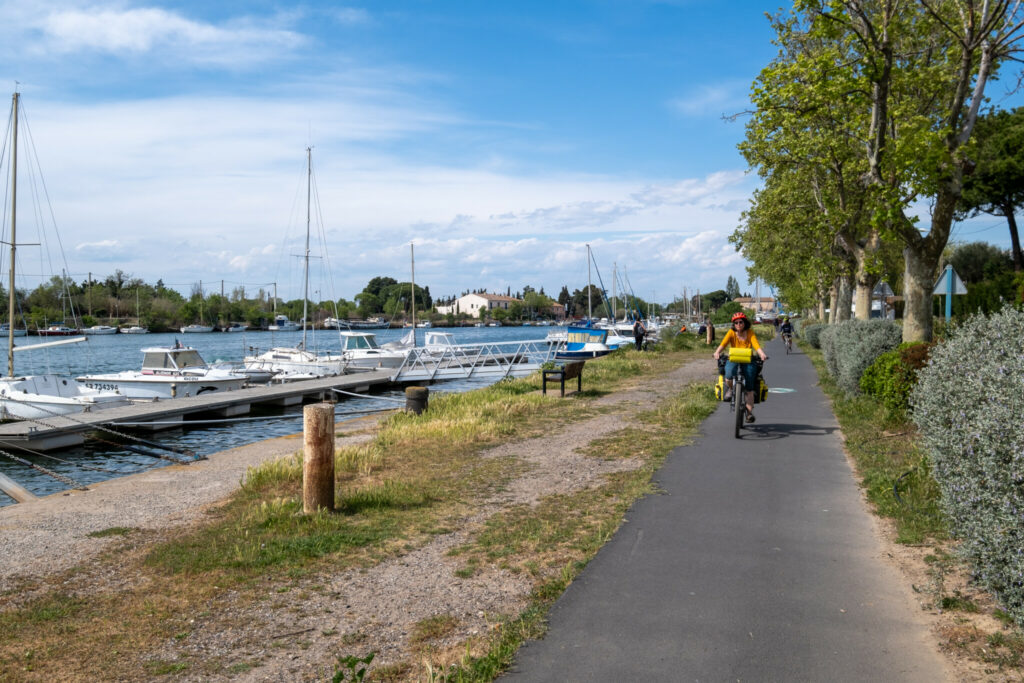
[734,375,745,438]
[786,337,791,354]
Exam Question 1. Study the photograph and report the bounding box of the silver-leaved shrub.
[820,319,902,396]
[911,305,1024,625]
[802,323,825,348]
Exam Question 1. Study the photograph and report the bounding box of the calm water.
[0,325,553,505]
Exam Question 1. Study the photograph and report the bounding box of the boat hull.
[76,373,246,399]
[0,375,128,420]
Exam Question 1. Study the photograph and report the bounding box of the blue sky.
[1,1,1018,306]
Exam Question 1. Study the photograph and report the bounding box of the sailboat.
[181,281,214,333]
[122,288,149,334]
[0,92,128,420]
[555,244,611,361]
[244,148,345,381]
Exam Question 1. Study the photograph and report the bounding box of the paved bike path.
[504,337,950,682]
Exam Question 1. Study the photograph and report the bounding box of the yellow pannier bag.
[754,377,768,404]
[729,347,753,364]
[715,375,728,401]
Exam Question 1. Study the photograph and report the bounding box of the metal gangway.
[389,338,563,382]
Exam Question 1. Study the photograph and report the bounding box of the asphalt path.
[504,335,951,682]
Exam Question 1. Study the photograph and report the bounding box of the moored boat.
[83,325,117,335]
[338,331,409,369]
[268,314,300,332]
[36,323,80,336]
[76,343,247,398]
[554,325,611,361]
[180,324,214,333]
[0,91,127,420]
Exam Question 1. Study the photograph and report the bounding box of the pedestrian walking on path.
[504,334,951,682]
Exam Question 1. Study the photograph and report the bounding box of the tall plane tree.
[756,1,1023,340]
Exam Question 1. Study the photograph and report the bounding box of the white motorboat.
[77,344,247,398]
[84,325,117,335]
[0,323,26,337]
[0,371,128,421]
[243,346,345,381]
[210,360,277,384]
[0,92,128,420]
[338,331,409,369]
[121,325,149,334]
[268,314,300,332]
[181,324,214,333]
[224,323,248,333]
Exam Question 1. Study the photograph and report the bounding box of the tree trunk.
[1004,204,1023,273]
[835,274,854,322]
[901,190,957,342]
[828,282,838,324]
[852,231,882,320]
[901,245,938,342]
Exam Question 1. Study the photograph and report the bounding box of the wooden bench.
[542,361,584,397]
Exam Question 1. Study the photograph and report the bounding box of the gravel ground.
[0,357,714,681]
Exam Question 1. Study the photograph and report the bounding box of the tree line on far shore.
[0,271,665,332]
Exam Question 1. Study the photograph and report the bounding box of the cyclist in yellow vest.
[713,312,767,423]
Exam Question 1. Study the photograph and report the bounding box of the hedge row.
[819,319,902,396]
[911,305,1024,625]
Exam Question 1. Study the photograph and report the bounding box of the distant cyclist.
[779,316,794,352]
[713,312,767,423]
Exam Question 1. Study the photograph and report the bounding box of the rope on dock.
[331,388,407,404]
[0,448,88,490]
[109,405,397,427]
[10,404,201,461]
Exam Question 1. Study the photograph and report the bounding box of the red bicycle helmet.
[731,312,748,323]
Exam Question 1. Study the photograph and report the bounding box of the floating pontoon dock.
[0,369,393,451]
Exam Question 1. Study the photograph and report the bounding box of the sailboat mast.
[302,147,311,348]
[7,92,18,377]
[410,243,416,342]
[586,244,592,322]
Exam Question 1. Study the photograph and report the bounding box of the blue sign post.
[932,264,967,321]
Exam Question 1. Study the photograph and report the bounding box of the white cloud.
[30,4,304,66]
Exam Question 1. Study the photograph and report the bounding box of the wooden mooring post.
[0,471,38,504]
[302,402,335,513]
[405,386,429,414]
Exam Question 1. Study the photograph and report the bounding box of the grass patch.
[411,614,460,644]
[801,343,946,544]
[87,526,136,538]
[940,592,980,613]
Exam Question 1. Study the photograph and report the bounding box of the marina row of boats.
[0,315,396,337]
[0,317,663,422]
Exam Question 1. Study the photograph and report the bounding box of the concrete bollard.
[405,386,429,415]
[302,402,335,513]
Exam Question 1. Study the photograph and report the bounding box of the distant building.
[437,293,520,319]
[436,293,566,321]
[733,296,777,318]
